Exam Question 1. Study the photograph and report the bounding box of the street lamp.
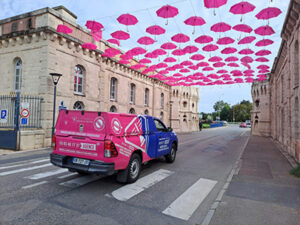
[49,73,62,139]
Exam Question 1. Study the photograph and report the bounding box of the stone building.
[251,0,300,163]
[0,6,200,150]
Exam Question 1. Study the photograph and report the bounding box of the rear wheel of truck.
[165,143,176,163]
[117,153,141,184]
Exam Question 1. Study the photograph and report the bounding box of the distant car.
[246,122,251,128]
[239,122,247,128]
[220,121,228,126]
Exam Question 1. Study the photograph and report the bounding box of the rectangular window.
[145,88,149,106]
[110,78,117,101]
[74,66,84,95]
[130,84,135,104]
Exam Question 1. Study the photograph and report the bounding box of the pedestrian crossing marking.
[59,174,104,188]
[25,168,68,180]
[0,158,49,170]
[111,169,174,201]
[162,178,217,221]
[22,181,48,189]
[0,163,52,176]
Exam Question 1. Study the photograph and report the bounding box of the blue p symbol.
[1,110,7,119]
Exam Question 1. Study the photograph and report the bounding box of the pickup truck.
[50,110,178,183]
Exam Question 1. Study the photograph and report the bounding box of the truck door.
[153,119,171,157]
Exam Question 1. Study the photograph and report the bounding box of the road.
[0,125,250,225]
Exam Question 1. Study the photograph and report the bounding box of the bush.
[202,123,210,128]
[290,166,300,178]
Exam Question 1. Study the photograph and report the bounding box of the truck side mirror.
[167,127,173,132]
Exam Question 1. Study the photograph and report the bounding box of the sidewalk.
[210,136,300,225]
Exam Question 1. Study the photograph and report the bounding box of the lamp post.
[49,73,62,139]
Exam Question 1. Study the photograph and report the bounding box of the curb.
[0,148,51,156]
[200,135,250,225]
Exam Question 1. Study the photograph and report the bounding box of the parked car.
[50,110,178,183]
[246,122,251,128]
[220,121,228,126]
[239,122,247,128]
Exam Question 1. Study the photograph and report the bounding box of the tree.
[220,104,231,121]
[213,100,227,112]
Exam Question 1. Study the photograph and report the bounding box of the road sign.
[21,109,29,118]
[21,102,29,109]
[0,109,8,123]
[21,118,28,125]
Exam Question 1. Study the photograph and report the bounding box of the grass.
[203,123,210,128]
[290,166,300,178]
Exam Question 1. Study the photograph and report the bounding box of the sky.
[0,0,289,113]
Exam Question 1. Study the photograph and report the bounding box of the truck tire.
[117,153,141,183]
[165,143,177,163]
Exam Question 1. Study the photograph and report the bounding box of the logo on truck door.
[111,118,122,135]
[93,116,105,131]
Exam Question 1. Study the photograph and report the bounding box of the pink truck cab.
[50,110,178,183]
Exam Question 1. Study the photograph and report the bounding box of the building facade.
[251,0,300,163]
[0,6,200,150]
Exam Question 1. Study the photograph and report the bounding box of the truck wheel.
[165,144,176,163]
[127,153,142,183]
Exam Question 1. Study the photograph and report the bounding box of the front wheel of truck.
[165,143,177,163]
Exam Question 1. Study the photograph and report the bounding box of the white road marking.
[25,168,68,180]
[162,178,217,221]
[0,163,52,176]
[58,173,76,179]
[0,159,49,170]
[59,175,104,188]
[22,181,48,189]
[111,169,174,201]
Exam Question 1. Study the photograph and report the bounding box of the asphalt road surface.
[0,125,250,225]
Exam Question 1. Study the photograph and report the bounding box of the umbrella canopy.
[239,49,254,55]
[217,69,228,74]
[111,30,130,40]
[138,36,155,45]
[181,60,193,66]
[191,54,205,60]
[91,30,102,42]
[156,5,179,18]
[254,26,275,36]
[140,58,151,64]
[180,69,190,73]
[217,37,235,45]
[255,57,269,62]
[238,36,256,45]
[119,60,130,65]
[211,22,231,32]
[203,44,219,52]
[183,45,199,54]
[146,25,166,35]
[117,14,138,26]
[256,7,282,20]
[131,64,146,70]
[171,33,190,43]
[209,56,222,62]
[232,24,253,33]
[195,35,214,44]
[257,65,270,70]
[230,1,255,15]
[184,16,206,26]
[244,69,255,74]
[82,42,97,50]
[104,48,121,57]
[255,50,272,56]
[152,49,167,55]
[172,49,186,56]
[156,63,168,68]
[107,39,120,46]
[225,56,239,62]
[221,47,237,54]
[161,42,177,50]
[164,57,177,63]
[213,62,226,67]
[120,54,133,60]
[204,0,227,8]
[241,56,254,63]
[85,20,104,31]
[128,47,147,56]
[197,62,209,67]
[227,63,239,67]
[255,39,274,47]
[145,52,158,58]
[203,67,214,71]
[57,24,72,34]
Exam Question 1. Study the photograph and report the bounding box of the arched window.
[183,115,187,122]
[173,90,175,97]
[130,83,135,104]
[176,90,178,97]
[14,59,22,91]
[160,93,164,109]
[110,77,117,101]
[129,108,135,114]
[255,100,260,108]
[183,92,186,98]
[160,111,164,121]
[73,101,84,110]
[183,101,187,108]
[145,88,149,106]
[192,103,195,108]
[294,40,299,86]
[110,105,117,112]
[74,65,84,94]
[144,109,149,115]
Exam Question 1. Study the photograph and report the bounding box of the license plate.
[72,158,90,166]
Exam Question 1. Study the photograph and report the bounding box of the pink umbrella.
[57,25,72,34]
[91,30,102,41]
[228,63,239,67]
[238,36,256,45]
[254,26,275,36]
[230,1,255,21]
[255,39,274,47]
[156,63,168,68]
[195,35,213,44]
[181,60,193,66]
[161,42,177,50]
[180,69,190,73]
[104,48,121,57]
[159,70,169,75]
[203,44,219,52]
[173,73,183,77]
[120,54,133,60]
[244,69,255,74]
[204,0,227,8]
[184,16,206,34]
[107,39,120,46]
[164,57,177,63]
[242,62,251,69]
[146,25,166,38]
[153,49,167,56]
[173,64,184,69]
[111,30,130,40]
[131,64,146,70]
[171,33,190,43]
[209,56,222,62]
[128,47,147,56]
[172,49,186,56]
[257,65,270,70]
[197,62,209,67]
[221,47,237,54]
[256,57,269,62]
[217,70,228,74]
[213,62,226,67]
[117,14,138,27]
[183,45,199,54]
[232,24,253,33]
[239,49,254,55]
[217,37,235,45]
[256,7,282,20]
[207,74,219,79]
[225,56,239,62]
[255,50,271,56]
[211,22,231,32]
[189,65,199,70]
[156,5,179,25]
[241,56,253,63]
[258,69,270,74]
[85,21,104,31]
[138,36,155,45]
[203,67,214,71]
[191,54,205,60]
[82,43,97,50]
[140,58,151,64]
[119,60,130,65]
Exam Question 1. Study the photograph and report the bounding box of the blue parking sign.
[21,118,28,125]
[1,110,7,119]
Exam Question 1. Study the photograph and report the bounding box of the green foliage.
[290,166,300,178]
[202,123,210,128]
[213,100,228,112]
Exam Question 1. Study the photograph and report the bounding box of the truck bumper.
[50,153,115,175]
